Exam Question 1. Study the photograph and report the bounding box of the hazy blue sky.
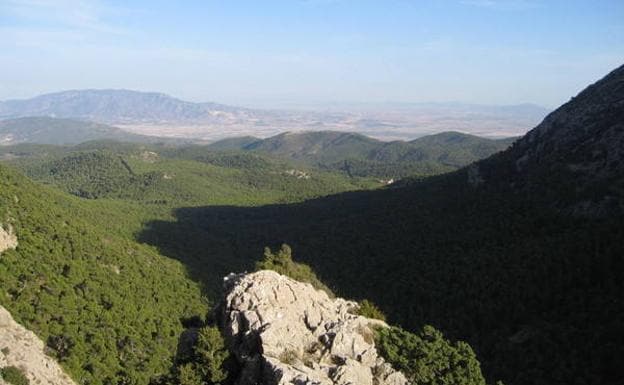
[1,0,622,108]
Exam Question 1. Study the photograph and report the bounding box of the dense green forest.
[0,165,207,385]
[135,169,623,385]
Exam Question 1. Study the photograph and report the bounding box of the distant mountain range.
[0,89,550,140]
[0,89,246,124]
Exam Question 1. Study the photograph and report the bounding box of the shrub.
[1,366,29,385]
[357,299,387,321]
[375,325,486,385]
[256,244,333,296]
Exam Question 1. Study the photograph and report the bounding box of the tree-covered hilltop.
[206,130,515,179]
[0,164,208,385]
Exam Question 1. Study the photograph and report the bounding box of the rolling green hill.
[208,130,515,179]
[0,117,163,145]
[7,145,378,206]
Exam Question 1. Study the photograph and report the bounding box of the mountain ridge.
[0,89,548,140]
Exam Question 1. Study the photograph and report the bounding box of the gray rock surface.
[0,224,17,254]
[219,270,407,385]
[0,306,76,385]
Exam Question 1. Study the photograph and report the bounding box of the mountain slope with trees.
[0,164,208,385]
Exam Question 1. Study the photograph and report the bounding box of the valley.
[0,65,622,385]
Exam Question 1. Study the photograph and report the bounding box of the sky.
[0,0,623,108]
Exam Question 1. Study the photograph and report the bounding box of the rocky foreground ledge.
[219,270,407,385]
[0,306,76,385]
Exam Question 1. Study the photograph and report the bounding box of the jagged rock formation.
[0,306,76,385]
[0,224,17,254]
[219,270,407,385]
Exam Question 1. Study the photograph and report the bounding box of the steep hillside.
[138,65,624,385]
[0,117,157,146]
[0,164,208,385]
[476,64,624,216]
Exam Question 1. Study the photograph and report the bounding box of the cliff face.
[0,306,76,385]
[219,270,407,385]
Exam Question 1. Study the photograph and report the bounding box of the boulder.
[0,224,17,255]
[219,270,408,385]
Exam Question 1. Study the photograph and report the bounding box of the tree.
[358,299,386,321]
[195,326,229,384]
[177,364,202,385]
[375,325,486,385]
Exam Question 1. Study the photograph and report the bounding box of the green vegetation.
[136,168,623,385]
[375,326,485,385]
[357,299,386,321]
[166,325,231,385]
[6,144,378,206]
[256,244,334,296]
[208,130,514,179]
[1,366,30,385]
[0,164,207,385]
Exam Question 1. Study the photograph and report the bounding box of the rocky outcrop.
[0,306,76,385]
[219,270,407,385]
[0,224,17,254]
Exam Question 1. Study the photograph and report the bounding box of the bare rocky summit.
[0,306,76,385]
[219,270,407,385]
